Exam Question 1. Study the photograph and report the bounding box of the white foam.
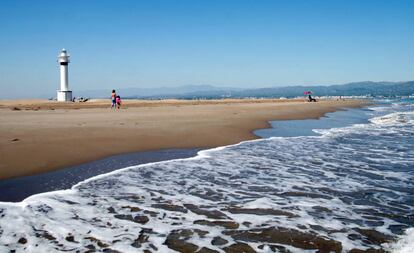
[369,106,390,112]
[386,228,414,253]
[370,112,413,125]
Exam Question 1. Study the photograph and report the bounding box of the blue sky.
[0,0,413,98]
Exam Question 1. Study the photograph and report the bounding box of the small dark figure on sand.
[308,94,317,102]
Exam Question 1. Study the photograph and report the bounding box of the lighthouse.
[57,49,72,101]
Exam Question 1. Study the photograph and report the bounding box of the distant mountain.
[76,85,241,99]
[229,81,414,98]
[75,81,414,99]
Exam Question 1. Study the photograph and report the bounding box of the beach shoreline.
[0,148,200,202]
[0,98,370,180]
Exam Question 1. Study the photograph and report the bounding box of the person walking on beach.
[116,95,122,109]
[111,90,117,109]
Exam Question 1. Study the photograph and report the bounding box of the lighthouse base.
[57,90,72,102]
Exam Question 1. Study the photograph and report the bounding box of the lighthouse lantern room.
[57,49,72,101]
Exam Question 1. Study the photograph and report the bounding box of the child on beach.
[111,90,117,109]
[116,95,121,109]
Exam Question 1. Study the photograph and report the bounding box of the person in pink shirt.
[116,95,121,109]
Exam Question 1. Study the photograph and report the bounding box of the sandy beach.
[0,99,369,180]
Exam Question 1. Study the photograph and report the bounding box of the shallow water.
[0,149,199,202]
[0,99,413,252]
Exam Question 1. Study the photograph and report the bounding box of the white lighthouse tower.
[57,49,72,101]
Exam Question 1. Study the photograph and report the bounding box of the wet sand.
[0,99,369,179]
[0,148,199,202]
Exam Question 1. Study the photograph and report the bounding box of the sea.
[0,99,413,252]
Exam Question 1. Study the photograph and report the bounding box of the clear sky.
[1,0,413,98]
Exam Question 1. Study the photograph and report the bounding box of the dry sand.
[0,99,369,180]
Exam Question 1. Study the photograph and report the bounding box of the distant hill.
[76,85,241,99]
[228,81,414,98]
[76,81,414,99]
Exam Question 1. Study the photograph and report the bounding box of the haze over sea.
[0,98,412,252]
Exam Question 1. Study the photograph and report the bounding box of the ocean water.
[0,100,413,252]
